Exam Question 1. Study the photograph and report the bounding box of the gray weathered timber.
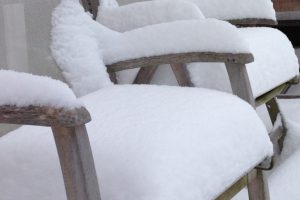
[255,84,287,107]
[0,105,91,127]
[228,18,277,26]
[109,71,118,84]
[134,65,158,84]
[277,94,300,99]
[170,63,194,87]
[106,52,254,73]
[225,63,255,107]
[248,170,270,200]
[266,98,280,125]
[81,0,99,19]
[52,126,101,200]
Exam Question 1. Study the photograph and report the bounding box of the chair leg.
[266,98,280,125]
[170,63,194,87]
[134,66,158,84]
[225,63,255,107]
[247,170,270,200]
[266,97,287,153]
[52,125,101,200]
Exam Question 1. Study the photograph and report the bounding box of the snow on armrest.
[0,70,90,127]
[103,19,252,67]
[97,0,205,32]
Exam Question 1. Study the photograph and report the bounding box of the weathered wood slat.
[170,63,194,87]
[106,52,254,73]
[248,170,270,200]
[0,105,91,127]
[52,126,101,200]
[81,0,99,19]
[255,84,287,107]
[225,63,255,107]
[228,19,277,26]
[109,72,118,84]
[134,66,158,84]
[277,94,300,99]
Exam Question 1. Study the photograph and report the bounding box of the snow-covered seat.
[0,70,273,200]
[0,0,274,199]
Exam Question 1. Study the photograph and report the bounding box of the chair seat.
[0,85,272,200]
[187,27,299,98]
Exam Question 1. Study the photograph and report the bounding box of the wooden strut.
[0,105,101,200]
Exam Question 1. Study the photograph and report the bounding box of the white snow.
[51,0,114,97]
[0,85,272,200]
[170,0,276,20]
[51,0,251,95]
[0,70,82,109]
[97,0,205,32]
[99,0,119,9]
[103,19,250,65]
[151,27,299,98]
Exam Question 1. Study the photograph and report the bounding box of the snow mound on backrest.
[0,70,82,109]
[97,0,205,32]
[51,0,114,97]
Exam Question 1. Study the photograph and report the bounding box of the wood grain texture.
[248,170,270,200]
[133,66,158,84]
[170,63,194,87]
[81,0,99,19]
[229,19,277,26]
[255,83,287,107]
[106,52,254,73]
[52,126,101,200]
[225,63,255,107]
[109,72,118,84]
[0,105,91,127]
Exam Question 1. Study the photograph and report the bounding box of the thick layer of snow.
[97,0,205,32]
[0,85,272,200]
[52,0,250,94]
[99,0,119,8]
[0,70,82,109]
[187,28,299,98]
[233,96,300,200]
[172,0,276,20]
[51,0,113,97]
[103,19,250,65]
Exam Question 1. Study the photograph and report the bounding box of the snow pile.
[187,27,299,98]
[103,19,250,65]
[0,70,82,109]
[0,85,272,200]
[267,99,300,199]
[97,0,205,32]
[99,0,119,9]
[51,0,114,97]
[174,0,276,20]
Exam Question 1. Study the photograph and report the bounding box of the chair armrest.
[106,52,254,73]
[0,105,91,127]
[97,0,204,32]
[228,18,277,26]
[0,70,90,127]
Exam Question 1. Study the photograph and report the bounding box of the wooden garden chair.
[0,0,274,199]
[90,0,299,157]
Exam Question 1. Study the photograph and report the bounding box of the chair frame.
[81,0,272,199]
